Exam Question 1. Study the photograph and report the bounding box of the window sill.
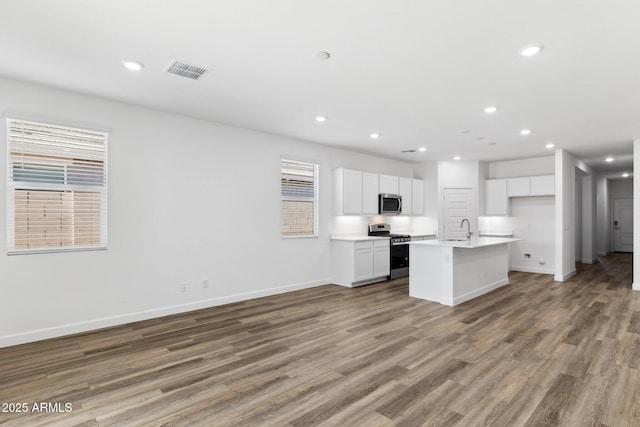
[8,246,107,256]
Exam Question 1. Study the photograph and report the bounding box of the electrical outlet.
[180,283,187,292]
[524,253,531,260]
[202,279,209,289]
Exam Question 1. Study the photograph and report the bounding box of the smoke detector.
[164,60,208,80]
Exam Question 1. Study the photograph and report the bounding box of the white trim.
[0,278,331,348]
[633,283,640,291]
[581,258,598,264]
[510,266,555,275]
[441,278,509,306]
[4,111,111,133]
[554,269,577,282]
[598,251,612,256]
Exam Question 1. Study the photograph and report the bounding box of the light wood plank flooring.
[1,253,638,426]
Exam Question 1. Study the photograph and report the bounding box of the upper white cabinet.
[507,177,530,197]
[399,177,413,215]
[379,174,399,194]
[333,168,362,215]
[334,167,425,216]
[362,172,380,215]
[485,174,555,216]
[485,179,508,215]
[530,175,555,196]
[412,179,425,215]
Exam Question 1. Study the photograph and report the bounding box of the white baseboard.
[554,269,577,282]
[510,265,554,275]
[633,283,640,291]
[442,278,510,306]
[581,257,598,264]
[597,251,612,256]
[0,278,331,348]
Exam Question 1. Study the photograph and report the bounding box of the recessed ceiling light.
[453,156,461,161]
[370,133,380,139]
[623,173,629,178]
[315,116,327,122]
[520,129,531,136]
[461,130,471,134]
[484,106,498,114]
[545,143,555,149]
[316,51,331,60]
[418,147,427,152]
[489,142,497,146]
[123,60,144,71]
[605,157,614,162]
[476,137,485,141]
[519,43,544,57]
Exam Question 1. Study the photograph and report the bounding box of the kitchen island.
[409,237,519,306]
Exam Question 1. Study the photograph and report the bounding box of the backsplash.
[331,215,436,236]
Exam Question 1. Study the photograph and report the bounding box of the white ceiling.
[1,0,638,173]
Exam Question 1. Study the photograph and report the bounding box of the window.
[281,158,319,237]
[7,118,108,253]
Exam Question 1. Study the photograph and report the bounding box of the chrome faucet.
[460,218,473,241]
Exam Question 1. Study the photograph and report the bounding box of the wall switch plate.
[180,283,187,292]
[202,279,209,289]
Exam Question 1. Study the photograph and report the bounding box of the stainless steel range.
[368,223,411,279]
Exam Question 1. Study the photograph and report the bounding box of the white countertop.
[410,237,520,248]
[409,232,437,237]
[330,235,390,241]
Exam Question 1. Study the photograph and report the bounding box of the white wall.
[575,171,584,261]
[489,156,554,178]
[0,77,419,347]
[634,139,640,290]
[555,149,594,281]
[581,173,597,263]
[596,174,611,255]
[509,197,555,274]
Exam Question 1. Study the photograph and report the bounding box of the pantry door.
[442,187,475,239]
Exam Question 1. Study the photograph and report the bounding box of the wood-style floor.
[1,253,638,426]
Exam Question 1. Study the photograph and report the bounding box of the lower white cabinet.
[332,239,390,287]
[373,245,391,278]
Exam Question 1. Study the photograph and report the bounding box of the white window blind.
[281,158,319,237]
[7,118,108,253]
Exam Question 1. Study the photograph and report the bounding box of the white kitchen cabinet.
[373,244,391,278]
[331,238,390,287]
[485,179,508,215]
[507,177,530,197]
[333,168,362,215]
[398,177,413,215]
[530,175,555,196]
[412,179,425,216]
[379,174,399,195]
[362,172,380,215]
[354,244,374,282]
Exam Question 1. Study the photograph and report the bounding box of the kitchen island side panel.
[450,244,510,305]
[409,244,453,303]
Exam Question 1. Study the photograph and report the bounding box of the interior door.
[443,187,475,239]
[613,198,633,253]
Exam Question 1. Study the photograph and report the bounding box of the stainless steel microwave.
[379,193,402,215]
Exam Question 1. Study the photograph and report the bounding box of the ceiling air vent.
[164,60,208,80]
